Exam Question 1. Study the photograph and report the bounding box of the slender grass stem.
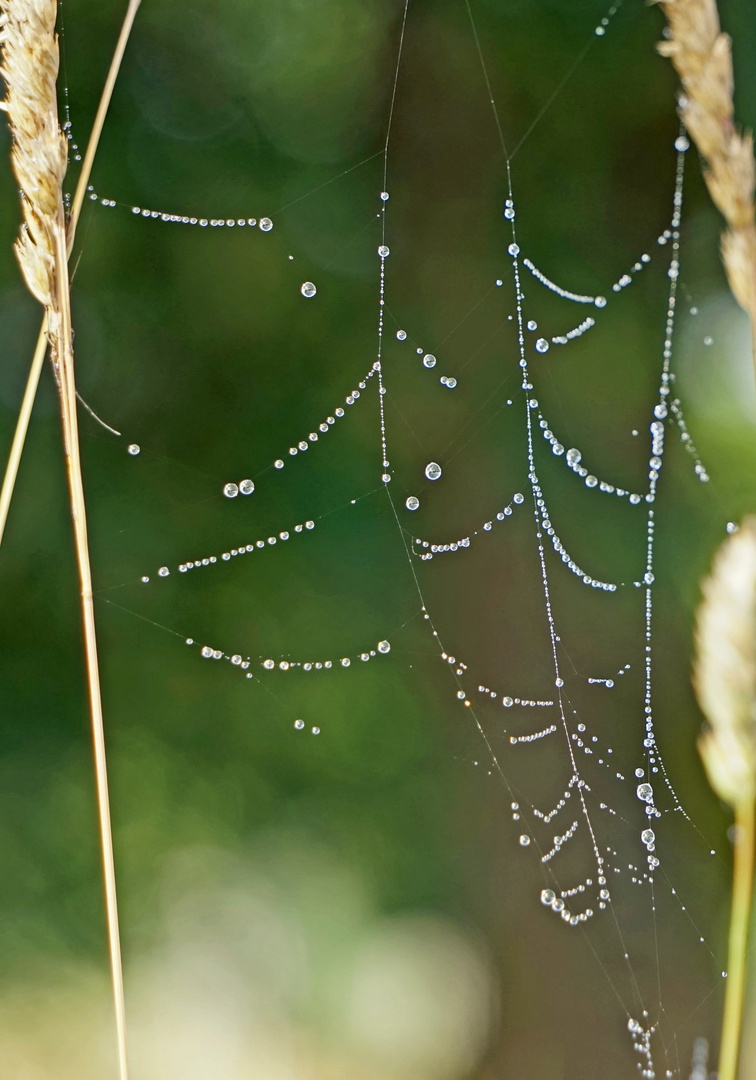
[0,0,141,551]
[67,0,141,253]
[0,323,47,546]
[718,796,756,1080]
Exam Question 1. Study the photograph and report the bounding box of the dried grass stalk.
[694,518,756,1080]
[0,3,130,1078]
[656,0,756,367]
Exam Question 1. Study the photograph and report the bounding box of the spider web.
[61,1,739,1076]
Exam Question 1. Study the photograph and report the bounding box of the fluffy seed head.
[656,0,756,318]
[0,0,67,310]
[694,518,756,808]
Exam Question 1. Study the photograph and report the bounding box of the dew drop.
[224,483,239,498]
[377,640,391,654]
[535,338,550,353]
[380,191,390,201]
[425,461,442,481]
[378,245,390,258]
[674,135,689,152]
[294,719,305,729]
[423,353,436,368]
[541,888,555,906]
[259,217,273,232]
[301,281,317,298]
[396,329,407,340]
[239,479,255,495]
[508,243,520,257]
[405,496,420,511]
[519,834,531,847]
[527,320,538,331]
[127,443,140,456]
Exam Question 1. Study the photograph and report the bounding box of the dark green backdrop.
[1,1,755,1077]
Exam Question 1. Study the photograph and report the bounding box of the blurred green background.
[1,0,756,1077]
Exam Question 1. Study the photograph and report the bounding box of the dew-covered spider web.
[58,0,746,1076]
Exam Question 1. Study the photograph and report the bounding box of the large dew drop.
[300,281,317,298]
[425,461,442,481]
[405,496,420,511]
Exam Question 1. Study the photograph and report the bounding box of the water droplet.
[508,243,520,257]
[224,483,239,498]
[674,135,689,152]
[527,320,537,331]
[541,888,555,905]
[405,496,420,511]
[704,335,713,346]
[127,443,140,456]
[566,448,582,466]
[585,475,598,488]
[263,659,275,669]
[380,191,390,201]
[727,521,739,534]
[594,296,607,308]
[444,376,457,388]
[294,719,305,729]
[513,493,524,504]
[636,782,654,803]
[425,461,442,481]
[377,640,390,654]
[423,353,436,368]
[641,828,656,847]
[274,459,284,469]
[519,834,531,846]
[535,338,550,353]
[341,657,351,667]
[301,281,317,298]
[158,566,169,577]
[201,646,213,658]
[396,329,407,340]
[503,696,513,707]
[239,479,255,495]
[378,245,390,258]
[259,217,273,231]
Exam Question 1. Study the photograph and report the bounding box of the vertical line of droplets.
[641,143,687,815]
[502,160,608,906]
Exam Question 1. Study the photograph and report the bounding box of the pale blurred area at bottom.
[0,836,496,1080]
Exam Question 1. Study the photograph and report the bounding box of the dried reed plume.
[694,518,756,1080]
[655,0,756,372]
[0,2,130,1078]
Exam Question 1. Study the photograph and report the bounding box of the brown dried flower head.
[694,518,756,809]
